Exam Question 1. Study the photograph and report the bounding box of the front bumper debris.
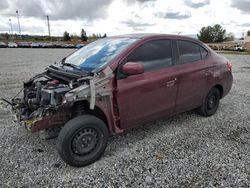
[0,98,70,132]
[24,113,70,132]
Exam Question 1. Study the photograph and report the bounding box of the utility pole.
[9,18,13,40]
[46,15,51,41]
[16,10,22,39]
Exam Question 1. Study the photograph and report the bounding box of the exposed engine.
[25,76,69,108]
[19,73,71,121]
[0,64,113,133]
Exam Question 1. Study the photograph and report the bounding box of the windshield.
[64,38,137,72]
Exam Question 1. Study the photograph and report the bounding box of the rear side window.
[177,40,201,64]
[127,40,172,72]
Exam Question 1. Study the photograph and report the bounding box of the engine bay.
[22,74,70,117]
[0,64,114,132]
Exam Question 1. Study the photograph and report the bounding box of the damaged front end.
[0,64,114,133]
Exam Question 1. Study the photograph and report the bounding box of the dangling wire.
[0,88,24,107]
[12,88,24,100]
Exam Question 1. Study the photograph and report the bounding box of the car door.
[116,39,179,129]
[174,40,212,113]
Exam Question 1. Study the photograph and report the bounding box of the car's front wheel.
[197,87,220,117]
[56,115,109,167]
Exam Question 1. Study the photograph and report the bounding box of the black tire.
[197,87,220,117]
[56,115,109,167]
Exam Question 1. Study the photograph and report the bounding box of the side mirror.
[122,62,144,76]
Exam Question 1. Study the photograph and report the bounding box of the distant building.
[244,36,250,51]
[207,40,244,51]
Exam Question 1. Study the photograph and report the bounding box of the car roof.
[110,33,197,40]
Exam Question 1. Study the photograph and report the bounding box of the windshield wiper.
[60,58,84,71]
[60,57,93,75]
[62,62,80,70]
[61,57,66,63]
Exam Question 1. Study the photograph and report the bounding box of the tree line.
[0,28,107,42]
[1,24,250,43]
[63,28,107,41]
[197,24,250,43]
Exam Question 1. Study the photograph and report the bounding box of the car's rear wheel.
[197,87,220,117]
[56,115,109,167]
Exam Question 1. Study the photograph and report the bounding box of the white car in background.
[8,42,18,48]
[0,42,7,48]
[234,45,245,51]
[30,42,41,48]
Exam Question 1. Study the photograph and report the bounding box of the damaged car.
[0,34,233,167]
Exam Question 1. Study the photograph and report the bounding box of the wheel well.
[86,107,108,127]
[72,101,109,130]
[214,84,223,98]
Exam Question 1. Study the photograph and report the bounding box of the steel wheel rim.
[72,127,99,155]
[207,94,218,110]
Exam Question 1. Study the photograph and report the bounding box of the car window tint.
[200,46,208,59]
[177,40,201,64]
[127,40,172,72]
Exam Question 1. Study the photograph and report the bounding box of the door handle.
[204,71,212,77]
[166,78,177,87]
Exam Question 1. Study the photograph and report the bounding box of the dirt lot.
[0,49,249,187]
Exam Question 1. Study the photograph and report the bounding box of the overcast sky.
[0,0,250,38]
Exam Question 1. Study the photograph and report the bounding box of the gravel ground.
[0,49,249,187]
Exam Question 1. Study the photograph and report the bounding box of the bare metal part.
[89,79,95,109]
[64,66,114,109]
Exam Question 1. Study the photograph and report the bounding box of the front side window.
[126,40,173,72]
[200,46,208,59]
[65,38,138,72]
[177,40,202,64]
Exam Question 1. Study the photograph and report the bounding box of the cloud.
[1,0,114,21]
[157,11,191,19]
[125,0,156,3]
[237,23,250,27]
[16,0,46,18]
[0,0,248,37]
[0,17,11,32]
[49,0,114,20]
[0,0,9,10]
[0,24,9,32]
[137,0,156,2]
[121,19,155,30]
[184,0,210,8]
[20,25,46,34]
[231,0,250,14]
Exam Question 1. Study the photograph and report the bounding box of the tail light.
[227,62,232,72]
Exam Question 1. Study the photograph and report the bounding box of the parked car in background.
[30,42,41,48]
[75,43,85,49]
[49,42,65,48]
[234,44,245,51]
[7,42,18,48]
[0,42,7,48]
[1,34,233,167]
[39,42,50,48]
[18,42,31,48]
[61,43,75,48]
